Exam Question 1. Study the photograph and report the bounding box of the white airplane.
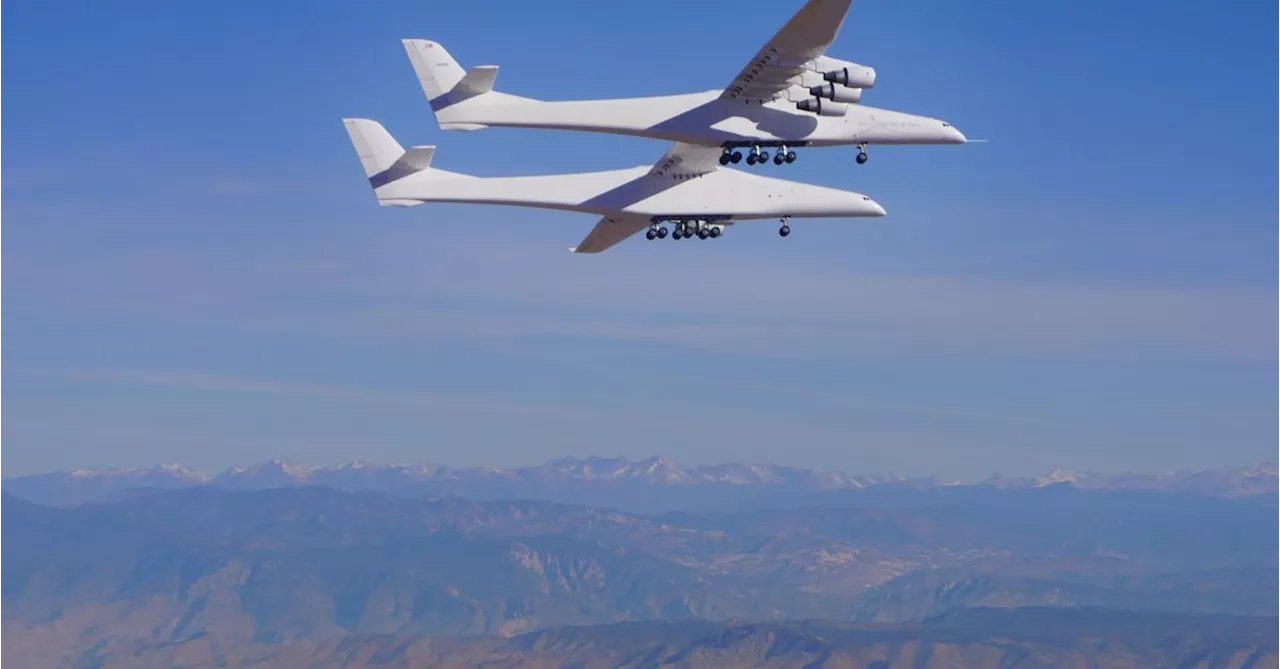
[401,0,968,167]
[342,118,887,253]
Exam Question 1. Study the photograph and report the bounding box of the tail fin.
[342,119,456,204]
[402,39,467,105]
[402,39,532,130]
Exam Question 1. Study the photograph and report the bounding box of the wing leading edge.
[721,0,855,103]
[570,213,653,253]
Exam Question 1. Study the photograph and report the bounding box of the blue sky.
[3,0,1275,479]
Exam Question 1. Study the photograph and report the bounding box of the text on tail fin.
[403,39,465,102]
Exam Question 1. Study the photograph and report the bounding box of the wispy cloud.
[7,229,1272,363]
[208,177,259,198]
[2,170,54,189]
[17,366,598,423]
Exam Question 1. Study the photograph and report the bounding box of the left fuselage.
[436,90,967,147]
[372,163,886,221]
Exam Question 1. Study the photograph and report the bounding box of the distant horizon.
[6,451,1275,484]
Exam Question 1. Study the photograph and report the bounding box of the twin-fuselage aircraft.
[344,0,971,253]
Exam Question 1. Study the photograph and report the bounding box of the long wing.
[570,213,653,254]
[720,0,854,103]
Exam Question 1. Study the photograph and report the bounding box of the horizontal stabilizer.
[455,66,498,97]
[398,145,436,171]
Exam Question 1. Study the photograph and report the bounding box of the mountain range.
[5,455,1275,510]
[4,462,1276,668]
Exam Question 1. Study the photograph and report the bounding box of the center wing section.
[720,0,854,103]
[648,142,723,178]
[570,143,722,253]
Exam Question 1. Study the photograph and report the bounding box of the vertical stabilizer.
[343,118,404,178]
[402,39,535,130]
[342,119,466,203]
[403,40,466,106]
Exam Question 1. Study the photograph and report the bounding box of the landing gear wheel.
[646,229,657,240]
[697,227,709,239]
[856,151,868,165]
[786,151,797,163]
[773,153,785,165]
[719,154,731,166]
[657,226,668,238]
[779,225,791,237]
[746,154,758,165]
[709,226,722,238]
[730,151,743,164]
[672,230,683,240]
[758,151,770,163]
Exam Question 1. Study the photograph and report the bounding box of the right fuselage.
[437,91,967,148]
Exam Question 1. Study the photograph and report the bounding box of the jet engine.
[795,97,848,116]
[809,82,862,104]
[820,59,876,89]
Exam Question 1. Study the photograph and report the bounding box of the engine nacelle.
[809,82,862,104]
[795,97,848,117]
[818,57,876,89]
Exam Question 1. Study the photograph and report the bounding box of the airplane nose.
[859,196,887,216]
[945,123,967,143]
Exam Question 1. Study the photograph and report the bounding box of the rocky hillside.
[4,609,1274,669]
[4,484,1274,646]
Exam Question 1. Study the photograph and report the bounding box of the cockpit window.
[942,123,950,127]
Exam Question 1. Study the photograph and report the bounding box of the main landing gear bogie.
[646,218,792,243]
[723,145,798,167]
[647,220,727,242]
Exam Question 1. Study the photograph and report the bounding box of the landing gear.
[855,143,868,164]
[721,149,745,165]
[746,145,770,165]
[724,144,801,167]
[778,216,791,237]
[651,219,730,243]
[773,145,797,165]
